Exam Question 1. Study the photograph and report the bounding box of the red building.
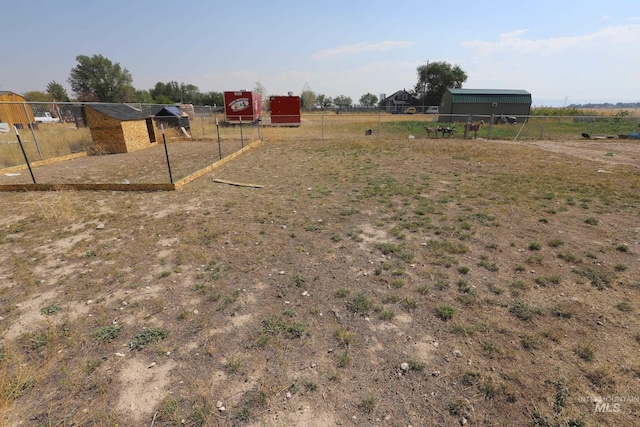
[223,91,263,123]
[269,95,301,126]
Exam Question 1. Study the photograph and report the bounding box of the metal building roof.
[87,104,150,121]
[448,89,531,104]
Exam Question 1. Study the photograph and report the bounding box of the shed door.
[145,118,156,143]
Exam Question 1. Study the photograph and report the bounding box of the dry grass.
[1,131,640,426]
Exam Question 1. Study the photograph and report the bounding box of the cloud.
[461,24,640,55]
[312,41,416,60]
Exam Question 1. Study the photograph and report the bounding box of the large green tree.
[414,61,468,107]
[359,93,378,108]
[333,95,352,110]
[46,81,70,102]
[200,91,224,108]
[315,94,332,110]
[23,91,50,102]
[68,54,134,102]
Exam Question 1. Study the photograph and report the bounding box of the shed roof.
[448,88,531,104]
[156,106,186,117]
[87,104,150,121]
[0,91,25,99]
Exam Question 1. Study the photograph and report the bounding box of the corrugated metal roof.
[87,104,150,121]
[448,89,531,104]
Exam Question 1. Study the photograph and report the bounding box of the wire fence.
[1,102,638,187]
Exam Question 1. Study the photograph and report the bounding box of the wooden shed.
[0,91,35,129]
[440,89,532,122]
[154,106,190,130]
[85,104,157,154]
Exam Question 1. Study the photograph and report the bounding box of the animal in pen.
[438,126,455,138]
[465,120,484,139]
[423,125,439,138]
[364,129,373,136]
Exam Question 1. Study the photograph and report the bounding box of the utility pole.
[422,60,429,113]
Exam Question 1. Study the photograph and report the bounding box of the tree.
[414,61,468,107]
[46,81,69,102]
[180,83,202,104]
[254,81,267,98]
[333,95,352,110]
[134,89,154,104]
[201,91,224,108]
[68,54,134,102]
[315,94,332,110]
[300,84,316,110]
[150,81,181,103]
[23,91,50,102]
[359,93,378,108]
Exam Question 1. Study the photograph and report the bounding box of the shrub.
[436,304,455,321]
[129,328,169,350]
[347,293,372,315]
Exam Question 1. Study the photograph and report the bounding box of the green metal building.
[440,89,532,123]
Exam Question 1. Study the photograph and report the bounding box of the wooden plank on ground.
[213,179,264,188]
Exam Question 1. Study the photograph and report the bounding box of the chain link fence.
[1,102,638,186]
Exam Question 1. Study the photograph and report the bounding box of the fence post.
[377,111,381,139]
[321,112,324,140]
[216,117,222,160]
[539,116,547,140]
[160,124,174,184]
[14,125,36,183]
[488,114,494,140]
[240,117,244,148]
[200,115,205,139]
[464,114,471,139]
[24,103,43,159]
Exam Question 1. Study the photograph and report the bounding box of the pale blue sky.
[3,0,640,106]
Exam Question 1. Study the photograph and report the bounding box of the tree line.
[21,54,469,111]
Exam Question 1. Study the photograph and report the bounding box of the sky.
[3,0,640,107]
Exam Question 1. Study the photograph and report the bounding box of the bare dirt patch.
[1,136,639,426]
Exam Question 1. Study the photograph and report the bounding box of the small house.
[0,91,35,129]
[154,106,190,131]
[84,104,156,154]
[382,90,420,114]
[440,89,532,122]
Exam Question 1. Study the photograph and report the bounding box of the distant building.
[84,104,156,154]
[381,90,420,113]
[440,89,532,122]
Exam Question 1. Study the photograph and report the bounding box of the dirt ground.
[0,139,247,186]
[1,135,639,426]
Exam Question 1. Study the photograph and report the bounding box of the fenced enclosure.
[1,101,639,189]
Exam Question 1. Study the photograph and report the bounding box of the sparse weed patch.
[95,325,122,342]
[436,304,455,321]
[510,300,543,321]
[534,275,562,287]
[573,267,612,290]
[584,217,599,225]
[574,343,595,362]
[547,239,564,248]
[129,327,168,350]
[346,293,372,315]
[40,303,62,316]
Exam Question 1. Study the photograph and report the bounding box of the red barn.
[223,91,262,123]
[270,95,301,126]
